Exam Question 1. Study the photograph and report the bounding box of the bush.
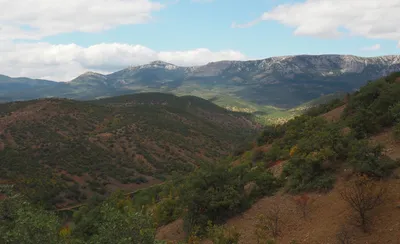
[181,162,280,235]
[256,126,283,146]
[153,197,181,226]
[232,141,253,156]
[305,98,345,117]
[347,141,397,178]
[390,103,400,122]
[207,223,240,244]
[0,195,63,244]
[251,149,265,163]
[283,156,335,192]
[344,73,400,137]
[393,123,400,141]
[340,176,386,232]
[72,191,157,243]
[253,171,282,197]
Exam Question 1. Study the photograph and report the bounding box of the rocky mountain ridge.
[1,54,400,109]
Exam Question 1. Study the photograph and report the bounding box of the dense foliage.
[253,72,400,192]
[304,97,346,117]
[0,189,160,244]
[1,159,280,243]
[344,72,400,138]
[181,163,281,235]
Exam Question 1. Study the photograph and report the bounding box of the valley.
[4,0,400,242]
[1,66,400,244]
[2,55,400,124]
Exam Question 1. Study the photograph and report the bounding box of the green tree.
[347,140,396,177]
[0,194,62,244]
[72,191,157,244]
[182,163,245,235]
[393,123,400,141]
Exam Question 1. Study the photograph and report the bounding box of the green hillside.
[2,72,400,244]
[0,93,258,208]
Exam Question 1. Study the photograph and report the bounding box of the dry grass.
[369,127,400,160]
[157,177,400,244]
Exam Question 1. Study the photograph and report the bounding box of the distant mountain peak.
[69,71,107,84]
[126,60,181,71]
[149,60,174,66]
[80,71,104,77]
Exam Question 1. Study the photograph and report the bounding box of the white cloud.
[361,44,381,51]
[235,0,400,43]
[0,0,163,40]
[0,42,247,81]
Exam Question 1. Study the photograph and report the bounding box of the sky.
[1,0,400,81]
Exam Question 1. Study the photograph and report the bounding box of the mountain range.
[2,54,400,112]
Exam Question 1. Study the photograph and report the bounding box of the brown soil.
[321,104,346,122]
[156,219,186,242]
[369,128,400,160]
[155,118,400,243]
[156,177,400,244]
[269,160,287,178]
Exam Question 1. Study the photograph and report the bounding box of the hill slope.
[2,73,400,244]
[152,72,400,243]
[0,93,258,208]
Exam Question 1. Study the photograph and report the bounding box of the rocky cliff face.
[190,55,400,82]
[102,55,400,86]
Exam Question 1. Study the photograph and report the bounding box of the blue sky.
[41,0,398,58]
[1,0,400,80]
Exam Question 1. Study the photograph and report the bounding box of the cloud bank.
[0,0,163,40]
[0,42,247,81]
[234,0,400,44]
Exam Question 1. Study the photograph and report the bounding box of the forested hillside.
[0,93,257,209]
[1,72,400,243]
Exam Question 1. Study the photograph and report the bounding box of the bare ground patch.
[321,104,346,122]
[156,178,400,244]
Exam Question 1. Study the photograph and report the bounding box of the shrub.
[153,197,181,226]
[256,126,283,146]
[254,205,284,241]
[293,194,313,219]
[207,222,240,244]
[340,176,386,232]
[251,149,265,164]
[0,195,63,244]
[283,157,335,192]
[347,141,397,177]
[393,123,400,141]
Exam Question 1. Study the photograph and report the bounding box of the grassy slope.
[0,93,258,208]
